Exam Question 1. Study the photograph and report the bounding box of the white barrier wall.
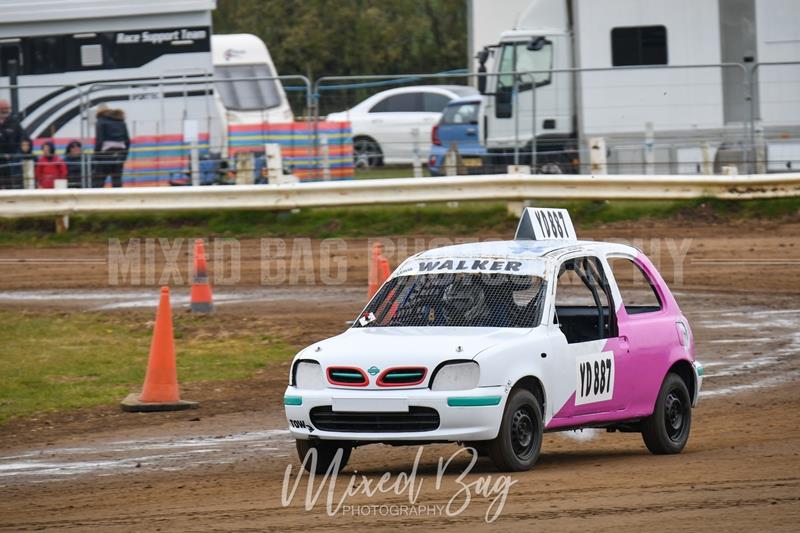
[1,173,799,218]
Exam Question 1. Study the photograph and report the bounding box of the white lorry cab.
[473,0,800,174]
[285,208,703,473]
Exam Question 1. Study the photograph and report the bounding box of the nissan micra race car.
[285,208,703,472]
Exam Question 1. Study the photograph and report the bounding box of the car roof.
[411,239,637,262]
[327,85,479,116]
[446,95,482,106]
[369,85,477,98]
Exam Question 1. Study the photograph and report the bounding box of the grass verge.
[0,310,294,425]
[1,197,798,246]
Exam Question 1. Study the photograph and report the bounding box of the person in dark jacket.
[0,99,24,189]
[93,106,130,188]
[12,137,35,187]
[64,140,84,188]
[35,141,67,189]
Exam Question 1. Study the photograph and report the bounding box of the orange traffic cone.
[190,239,214,313]
[120,287,198,412]
[367,243,391,299]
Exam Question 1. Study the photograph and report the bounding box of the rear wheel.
[641,373,692,454]
[488,388,543,471]
[295,439,352,474]
[353,137,383,168]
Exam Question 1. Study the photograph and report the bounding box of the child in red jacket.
[35,141,67,189]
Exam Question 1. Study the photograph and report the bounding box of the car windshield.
[354,272,547,328]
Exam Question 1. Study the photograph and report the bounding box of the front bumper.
[284,386,506,442]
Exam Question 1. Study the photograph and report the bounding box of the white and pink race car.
[285,208,703,472]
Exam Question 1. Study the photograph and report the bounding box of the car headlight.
[431,361,480,391]
[294,360,325,390]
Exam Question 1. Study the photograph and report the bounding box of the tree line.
[213,0,468,79]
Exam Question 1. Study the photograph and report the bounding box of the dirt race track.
[1,218,799,531]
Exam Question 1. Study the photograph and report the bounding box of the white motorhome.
[474,0,800,174]
[0,1,292,153]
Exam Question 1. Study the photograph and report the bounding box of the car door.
[413,92,451,162]
[605,253,676,414]
[547,255,632,423]
[365,91,432,163]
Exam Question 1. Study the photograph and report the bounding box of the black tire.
[295,439,352,474]
[353,136,383,168]
[488,388,543,471]
[641,373,692,454]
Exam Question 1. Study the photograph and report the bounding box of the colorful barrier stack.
[227,121,354,180]
[33,120,353,186]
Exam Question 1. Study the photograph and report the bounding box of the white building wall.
[755,0,800,127]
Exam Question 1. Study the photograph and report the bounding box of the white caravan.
[211,33,294,128]
[474,0,800,174]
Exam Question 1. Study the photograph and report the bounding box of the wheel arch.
[667,359,696,404]
[511,375,546,416]
[353,134,382,150]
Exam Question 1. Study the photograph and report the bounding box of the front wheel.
[641,373,692,454]
[488,388,543,471]
[296,439,352,474]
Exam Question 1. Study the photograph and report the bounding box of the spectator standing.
[13,138,36,189]
[0,99,24,189]
[35,141,67,189]
[64,140,84,188]
[93,105,130,188]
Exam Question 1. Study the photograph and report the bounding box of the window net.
[355,273,547,328]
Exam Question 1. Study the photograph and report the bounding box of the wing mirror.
[527,36,546,51]
[476,47,490,94]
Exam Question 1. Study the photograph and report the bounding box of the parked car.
[327,85,478,168]
[285,207,702,473]
[428,95,487,175]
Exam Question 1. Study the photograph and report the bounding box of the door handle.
[619,336,630,352]
[466,128,477,135]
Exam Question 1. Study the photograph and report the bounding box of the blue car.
[428,96,486,176]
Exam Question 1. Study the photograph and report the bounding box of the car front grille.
[327,367,367,386]
[310,406,440,433]
[378,367,427,386]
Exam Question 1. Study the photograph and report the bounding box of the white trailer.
[0,1,293,154]
[475,0,800,174]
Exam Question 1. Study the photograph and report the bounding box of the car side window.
[554,256,617,344]
[422,92,452,113]
[369,92,423,113]
[608,257,662,314]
